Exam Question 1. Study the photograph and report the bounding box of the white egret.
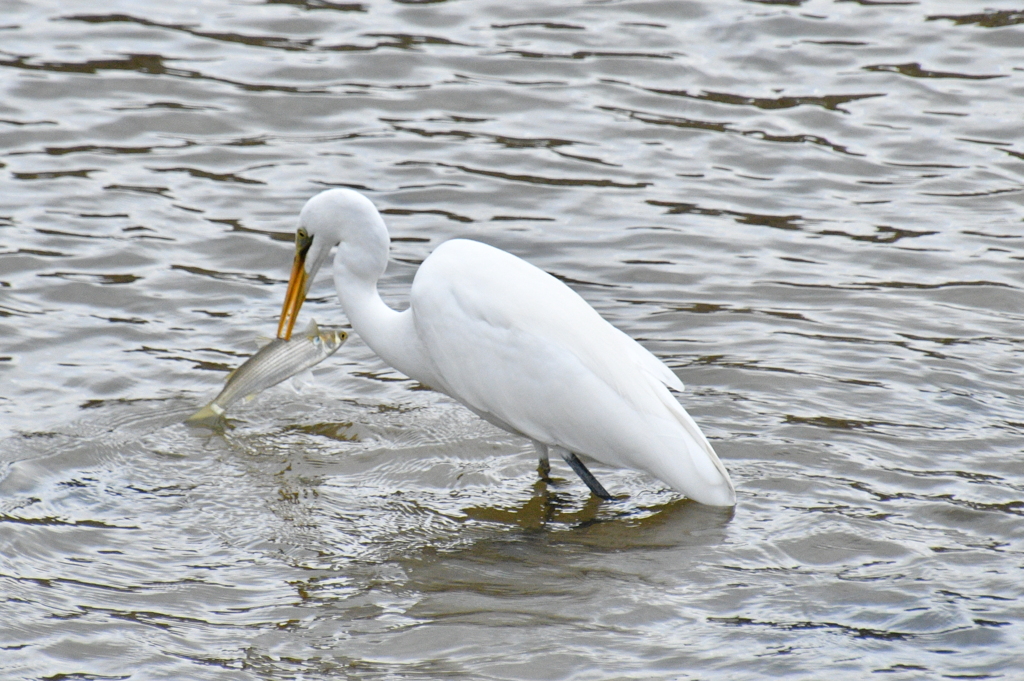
[277,189,736,506]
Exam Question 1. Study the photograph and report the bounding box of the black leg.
[557,448,613,500]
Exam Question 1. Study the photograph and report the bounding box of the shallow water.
[2,0,1024,678]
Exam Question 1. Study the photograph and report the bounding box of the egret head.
[277,189,389,339]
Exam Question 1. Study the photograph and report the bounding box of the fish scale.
[186,319,347,425]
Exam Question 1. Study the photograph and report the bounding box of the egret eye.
[294,228,314,260]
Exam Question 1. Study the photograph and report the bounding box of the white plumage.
[279,189,735,506]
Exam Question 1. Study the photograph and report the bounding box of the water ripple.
[863,62,1007,80]
[2,0,1023,678]
[601,105,863,156]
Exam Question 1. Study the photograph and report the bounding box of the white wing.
[410,239,734,506]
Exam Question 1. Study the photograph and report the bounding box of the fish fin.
[185,402,225,427]
[290,369,316,393]
[254,336,274,349]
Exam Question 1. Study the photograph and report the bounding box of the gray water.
[2,0,1023,678]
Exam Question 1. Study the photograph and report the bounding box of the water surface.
[2,0,1023,678]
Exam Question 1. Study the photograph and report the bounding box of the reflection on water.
[2,0,1024,679]
[461,478,726,533]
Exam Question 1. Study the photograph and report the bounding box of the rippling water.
[2,0,1023,678]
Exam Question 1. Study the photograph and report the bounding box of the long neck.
[332,255,435,387]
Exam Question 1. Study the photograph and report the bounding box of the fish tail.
[184,402,225,426]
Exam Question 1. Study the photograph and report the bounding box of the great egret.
[277,189,736,506]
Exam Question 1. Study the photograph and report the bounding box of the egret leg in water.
[533,441,551,480]
[553,445,613,500]
[531,441,609,499]
[276,189,737,506]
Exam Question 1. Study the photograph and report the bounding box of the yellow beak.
[277,231,312,340]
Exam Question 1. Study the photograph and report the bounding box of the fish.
[186,319,347,425]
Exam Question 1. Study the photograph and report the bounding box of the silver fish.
[186,319,347,425]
